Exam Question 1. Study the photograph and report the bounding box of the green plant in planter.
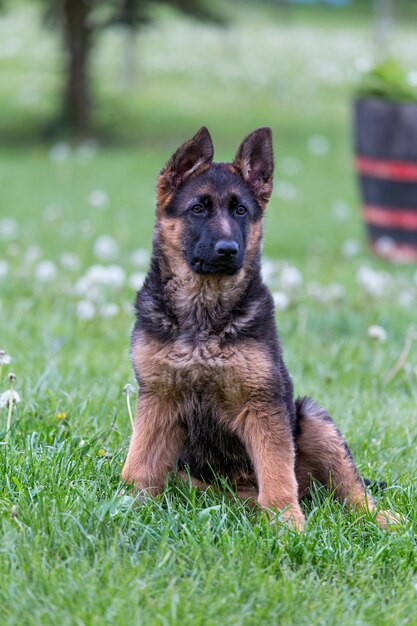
[357,59,417,102]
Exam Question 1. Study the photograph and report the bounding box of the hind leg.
[295,397,399,529]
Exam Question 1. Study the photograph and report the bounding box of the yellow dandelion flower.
[56,411,68,421]
[97,448,106,457]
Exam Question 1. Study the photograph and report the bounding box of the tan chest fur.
[132,330,272,409]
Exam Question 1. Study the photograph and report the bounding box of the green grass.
[1,5,417,626]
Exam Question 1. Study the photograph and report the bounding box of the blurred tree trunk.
[62,0,93,136]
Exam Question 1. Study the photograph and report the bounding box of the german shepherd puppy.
[122,127,397,530]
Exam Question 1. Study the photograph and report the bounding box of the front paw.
[375,509,404,530]
[121,464,162,497]
[258,494,305,532]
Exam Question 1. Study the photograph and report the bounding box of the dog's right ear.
[157,127,214,211]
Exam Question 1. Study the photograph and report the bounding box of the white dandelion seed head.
[43,204,61,224]
[280,265,303,291]
[130,248,150,268]
[99,302,119,318]
[0,217,19,241]
[374,236,396,256]
[356,266,390,297]
[0,389,21,409]
[88,189,109,209]
[60,252,80,272]
[322,283,345,303]
[0,260,9,279]
[76,300,95,320]
[261,259,276,285]
[398,290,414,309]
[341,238,360,258]
[0,350,12,365]
[24,245,42,266]
[93,235,119,261]
[129,272,146,291]
[35,260,58,283]
[76,140,98,162]
[272,291,290,311]
[367,325,387,342]
[307,135,330,156]
[49,142,70,163]
[332,200,351,221]
[307,281,325,301]
[123,383,135,395]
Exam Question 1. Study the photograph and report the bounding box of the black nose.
[214,240,239,258]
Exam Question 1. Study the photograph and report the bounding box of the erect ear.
[157,127,214,211]
[233,127,274,209]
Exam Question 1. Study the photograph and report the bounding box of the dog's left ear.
[233,127,274,209]
[157,127,214,211]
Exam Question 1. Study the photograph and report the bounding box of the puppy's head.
[156,126,274,276]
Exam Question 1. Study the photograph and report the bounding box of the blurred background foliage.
[0,0,416,142]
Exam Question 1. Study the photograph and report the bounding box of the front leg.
[122,392,185,496]
[235,402,305,531]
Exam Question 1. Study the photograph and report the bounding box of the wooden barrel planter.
[354,98,417,262]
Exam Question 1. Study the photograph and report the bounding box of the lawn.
[1,4,417,625]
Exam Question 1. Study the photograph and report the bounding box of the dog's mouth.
[190,258,242,276]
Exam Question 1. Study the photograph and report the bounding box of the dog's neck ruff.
[140,247,264,340]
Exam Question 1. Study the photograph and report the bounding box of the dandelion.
[24,245,42,265]
[76,140,98,162]
[374,236,395,257]
[93,235,119,260]
[56,411,68,421]
[2,372,19,444]
[0,350,11,366]
[341,238,360,258]
[307,135,330,156]
[43,204,61,224]
[60,252,80,272]
[129,272,146,291]
[49,142,70,163]
[75,264,126,298]
[0,260,9,279]
[97,448,106,457]
[76,300,95,320]
[99,303,119,318]
[0,389,20,408]
[79,439,86,447]
[272,291,290,311]
[88,189,109,209]
[367,325,387,342]
[356,266,390,297]
[261,259,276,285]
[0,217,19,240]
[398,291,414,309]
[35,260,57,283]
[123,383,136,430]
[280,265,303,290]
[130,248,150,267]
[332,200,351,222]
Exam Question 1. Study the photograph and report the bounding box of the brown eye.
[236,205,247,216]
[191,204,205,214]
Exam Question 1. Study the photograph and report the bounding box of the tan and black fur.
[122,127,397,530]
